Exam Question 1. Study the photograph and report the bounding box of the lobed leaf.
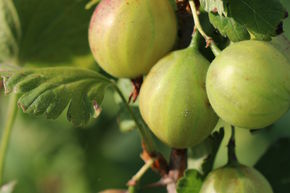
[13,0,94,67]
[1,67,112,126]
[209,13,250,42]
[228,0,286,37]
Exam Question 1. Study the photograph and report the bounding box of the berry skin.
[200,164,273,193]
[206,40,290,129]
[89,0,177,78]
[139,45,218,149]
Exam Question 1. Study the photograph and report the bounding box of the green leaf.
[1,67,112,126]
[228,0,286,37]
[255,138,290,193]
[177,170,203,193]
[188,128,224,176]
[0,0,21,64]
[0,181,16,193]
[209,13,250,42]
[200,0,226,15]
[13,0,94,66]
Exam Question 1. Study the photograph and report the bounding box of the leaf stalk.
[0,94,18,185]
[188,0,222,56]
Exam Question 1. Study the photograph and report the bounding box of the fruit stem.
[210,43,222,57]
[189,31,200,49]
[85,0,100,10]
[188,0,222,56]
[113,83,155,154]
[0,94,18,185]
[127,158,155,189]
[227,126,239,166]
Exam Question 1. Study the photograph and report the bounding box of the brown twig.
[140,141,169,176]
[166,149,187,193]
[127,158,155,186]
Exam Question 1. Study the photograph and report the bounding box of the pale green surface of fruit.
[89,0,177,78]
[206,40,290,129]
[139,46,218,148]
[200,164,273,193]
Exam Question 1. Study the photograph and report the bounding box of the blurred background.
[0,0,290,193]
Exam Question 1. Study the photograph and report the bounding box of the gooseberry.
[206,40,290,129]
[89,0,177,78]
[200,164,273,193]
[139,45,218,148]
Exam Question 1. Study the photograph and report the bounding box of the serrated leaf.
[0,0,21,64]
[255,138,290,193]
[228,0,286,37]
[1,67,112,126]
[13,0,94,66]
[200,0,226,15]
[209,13,250,42]
[188,128,224,176]
[177,170,203,193]
[0,181,16,193]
